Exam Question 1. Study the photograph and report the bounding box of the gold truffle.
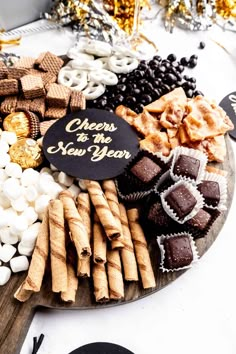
[9,138,44,169]
[3,111,40,139]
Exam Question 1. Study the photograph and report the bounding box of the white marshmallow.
[5,162,22,178]
[21,168,39,186]
[0,153,10,168]
[78,179,87,191]
[58,171,74,187]
[45,182,63,199]
[21,207,38,226]
[34,194,51,214]
[3,178,22,200]
[37,174,55,194]
[40,167,53,175]
[4,207,18,226]
[20,222,41,247]
[0,191,11,209]
[0,227,18,244]
[18,242,34,257]
[50,164,58,172]
[67,184,81,198]
[9,215,28,235]
[0,244,16,262]
[0,169,8,182]
[52,171,60,182]
[0,266,11,286]
[0,131,17,145]
[24,185,39,202]
[10,256,29,273]
[0,210,9,228]
[0,140,9,153]
[11,196,29,212]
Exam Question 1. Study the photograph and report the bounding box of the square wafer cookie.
[30,98,46,118]
[38,52,64,75]
[20,75,46,99]
[14,56,35,69]
[46,83,71,108]
[0,95,17,114]
[16,96,31,111]
[8,67,30,80]
[0,79,18,96]
[70,91,86,112]
[45,107,67,119]
[0,61,8,79]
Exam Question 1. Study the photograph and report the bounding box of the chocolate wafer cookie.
[46,83,71,108]
[70,91,86,112]
[8,67,30,80]
[45,107,67,119]
[14,56,35,69]
[0,79,18,96]
[21,75,46,99]
[0,61,8,79]
[16,96,31,112]
[0,95,17,114]
[38,52,64,75]
[30,97,46,118]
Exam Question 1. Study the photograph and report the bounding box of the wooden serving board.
[0,136,235,354]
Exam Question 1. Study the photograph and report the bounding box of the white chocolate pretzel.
[82,81,105,100]
[85,40,112,57]
[70,58,103,71]
[89,69,118,86]
[58,67,88,91]
[108,55,139,74]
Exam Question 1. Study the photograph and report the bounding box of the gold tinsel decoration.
[104,0,151,35]
[216,0,236,18]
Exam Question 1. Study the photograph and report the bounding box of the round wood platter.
[0,135,234,354]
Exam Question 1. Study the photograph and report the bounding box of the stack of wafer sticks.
[14,179,156,303]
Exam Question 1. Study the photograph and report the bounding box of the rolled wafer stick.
[61,263,78,302]
[119,203,139,281]
[127,208,156,289]
[59,190,91,260]
[102,179,124,249]
[93,212,107,264]
[24,209,49,291]
[84,180,121,240]
[107,249,124,300]
[49,199,67,293]
[92,263,109,303]
[14,281,33,302]
[77,192,91,277]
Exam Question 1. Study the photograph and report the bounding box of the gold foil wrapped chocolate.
[3,111,40,139]
[9,138,43,169]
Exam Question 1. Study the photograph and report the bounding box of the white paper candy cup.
[199,172,227,211]
[160,180,204,224]
[170,146,207,185]
[157,232,199,272]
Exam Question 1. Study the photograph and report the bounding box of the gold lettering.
[47,141,86,157]
[88,145,131,162]
[65,118,117,133]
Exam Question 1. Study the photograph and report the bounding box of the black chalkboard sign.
[43,109,139,180]
[219,92,236,140]
[69,342,134,354]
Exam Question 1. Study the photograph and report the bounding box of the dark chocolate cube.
[198,180,220,207]
[147,202,171,227]
[130,156,162,183]
[187,208,211,230]
[165,184,197,219]
[173,154,200,180]
[164,235,193,269]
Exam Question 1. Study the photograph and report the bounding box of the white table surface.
[3,13,236,354]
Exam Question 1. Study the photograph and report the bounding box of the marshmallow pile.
[0,129,81,286]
